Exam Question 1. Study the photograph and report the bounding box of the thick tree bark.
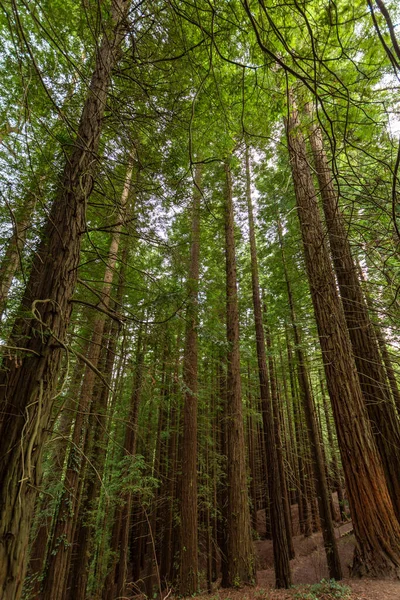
[245,147,291,587]
[308,109,400,521]
[286,93,400,577]
[40,162,132,600]
[179,166,201,595]
[223,161,255,587]
[0,4,130,598]
[278,220,342,578]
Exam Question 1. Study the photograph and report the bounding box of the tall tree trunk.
[179,166,201,595]
[40,161,132,600]
[308,108,400,521]
[103,322,146,600]
[159,337,180,586]
[0,192,36,319]
[286,92,400,577]
[264,318,295,560]
[216,352,229,586]
[223,161,255,587]
[245,147,291,587]
[359,267,400,416]
[277,220,342,578]
[0,3,130,597]
[320,371,346,521]
[67,257,128,600]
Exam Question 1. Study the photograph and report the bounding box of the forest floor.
[193,497,400,600]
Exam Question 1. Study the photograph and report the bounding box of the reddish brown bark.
[264,319,295,560]
[308,110,400,521]
[0,4,130,598]
[223,161,255,587]
[245,148,291,587]
[278,221,342,578]
[286,93,400,577]
[40,162,132,600]
[179,166,201,595]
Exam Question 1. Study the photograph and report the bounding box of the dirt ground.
[194,497,400,600]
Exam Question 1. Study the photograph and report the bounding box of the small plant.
[294,579,351,600]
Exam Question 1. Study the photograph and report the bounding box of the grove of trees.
[0,1,400,599]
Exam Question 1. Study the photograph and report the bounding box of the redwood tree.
[223,160,255,587]
[179,165,201,595]
[286,90,400,577]
[0,3,130,597]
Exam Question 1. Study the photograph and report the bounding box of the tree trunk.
[286,92,400,577]
[40,161,132,600]
[104,322,146,600]
[320,371,346,521]
[223,161,255,587]
[179,166,201,595]
[264,319,295,560]
[278,220,342,578]
[245,147,291,587]
[0,192,36,319]
[0,3,130,597]
[308,108,400,521]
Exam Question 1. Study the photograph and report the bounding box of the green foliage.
[294,579,351,600]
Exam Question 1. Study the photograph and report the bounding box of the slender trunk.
[0,192,36,319]
[308,108,400,521]
[179,166,201,595]
[278,221,342,578]
[320,372,346,521]
[247,366,258,532]
[103,323,146,600]
[375,324,400,415]
[216,353,229,586]
[223,161,255,587]
[359,267,400,416]
[0,4,130,597]
[67,278,127,599]
[159,341,180,585]
[264,319,295,560]
[285,332,306,535]
[286,93,400,577]
[245,148,291,587]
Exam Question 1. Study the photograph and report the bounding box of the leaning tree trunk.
[277,220,342,579]
[245,146,291,588]
[179,166,201,595]
[223,161,256,587]
[307,108,400,521]
[0,3,130,598]
[286,92,400,577]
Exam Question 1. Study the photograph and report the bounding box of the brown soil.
[192,496,400,600]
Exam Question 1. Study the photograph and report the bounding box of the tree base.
[351,546,400,579]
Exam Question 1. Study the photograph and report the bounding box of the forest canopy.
[0,1,400,600]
